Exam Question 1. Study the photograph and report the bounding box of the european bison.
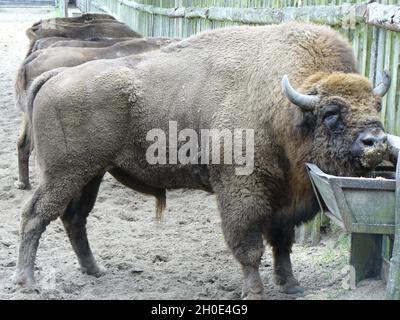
[31,37,135,52]
[13,23,393,299]
[30,13,116,28]
[25,16,140,57]
[14,37,180,189]
[26,20,140,41]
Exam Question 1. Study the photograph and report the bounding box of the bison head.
[282,72,391,176]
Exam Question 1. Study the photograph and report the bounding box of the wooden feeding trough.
[306,134,400,299]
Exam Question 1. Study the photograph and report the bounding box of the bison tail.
[25,40,37,58]
[28,39,41,56]
[25,27,36,41]
[26,67,66,123]
[14,65,28,113]
[14,52,37,112]
[155,189,167,222]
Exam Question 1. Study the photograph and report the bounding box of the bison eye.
[322,107,341,131]
[322,103,345,133]
[324,113,339,127]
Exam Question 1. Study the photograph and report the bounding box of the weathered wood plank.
[83,1,400,32]
[365,2,400,33]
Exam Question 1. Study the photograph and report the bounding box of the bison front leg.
[15,115,32,190]
[217,193,266,300]
[264,225,304,294]
[60,175,105,277]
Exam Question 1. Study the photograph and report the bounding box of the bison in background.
[31,37,135,52]
[14,14,145,189]
[26,20,140,42]
[14,37,180,189]
[13,22,393,299]
[25,13,140,57]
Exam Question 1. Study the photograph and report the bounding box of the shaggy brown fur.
[14,23,389,299]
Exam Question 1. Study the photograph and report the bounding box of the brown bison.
[14,37,180,189]
[31,37,135,52]
[25,15,140,57]
[30,13,116,27]
[13,23,393,299]
[26,20,140,41]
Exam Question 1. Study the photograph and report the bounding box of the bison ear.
[282,75,319,112]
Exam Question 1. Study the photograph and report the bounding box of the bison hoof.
[14,180,31,190]
[279,283,304,295]
[274,275,304,294]
[241,291,265,300]
[11,273,40,294]
[15,284,41,294]
[241,286,265,300]
[80,265,106,277]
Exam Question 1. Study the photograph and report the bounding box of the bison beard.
[13,22,391,299]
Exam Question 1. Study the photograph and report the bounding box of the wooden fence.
[55,0,69,16]
[77,0,400,136]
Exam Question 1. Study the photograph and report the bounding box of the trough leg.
[264,225,304,294]
[15,116,32,190]
[386,242,400,299]
[350,233,382,284]
[61,174,105,276]
[386,237,400,299]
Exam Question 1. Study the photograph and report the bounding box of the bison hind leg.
[14,176,84,292]
[61,174,105,277]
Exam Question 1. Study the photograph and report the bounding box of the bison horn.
[373,70,391,97]
[282,75,319,111]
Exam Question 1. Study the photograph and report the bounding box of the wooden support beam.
[95,1,400,32]
[64,0,69,17]
[365,3,400,33]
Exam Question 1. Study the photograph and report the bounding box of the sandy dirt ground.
[0,7,388,300]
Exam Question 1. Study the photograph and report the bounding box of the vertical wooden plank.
[382,30,393,131]
[311,211,321,246]
[377,28,387,123]
[361,24,369,77]
[386,32,398,134]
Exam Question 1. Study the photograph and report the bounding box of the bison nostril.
[359,130,387,148]
[361,138,375,147]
